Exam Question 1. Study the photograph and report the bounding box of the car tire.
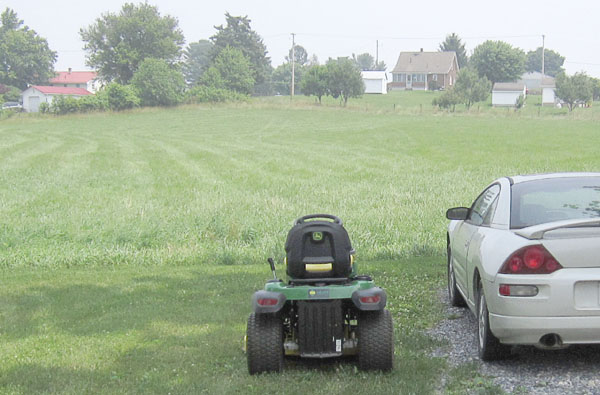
[477,281,511,361]
[447,245,466,307]
[246,312,283,374]
[357,309,394,371]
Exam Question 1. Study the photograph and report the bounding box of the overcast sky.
[3,0,600,77]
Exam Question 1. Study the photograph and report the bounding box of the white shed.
[492,83,526,107]
[361,71,387,94]
[541,78,557,106]
[21,86,92,112]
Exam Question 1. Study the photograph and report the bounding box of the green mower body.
[246,214,394,374]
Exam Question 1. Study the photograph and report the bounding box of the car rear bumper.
[489,313,600,345]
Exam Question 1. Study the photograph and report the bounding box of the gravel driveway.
[429,291,600,394]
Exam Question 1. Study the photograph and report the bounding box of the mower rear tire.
[357,309,394,371]
[246,312,283,374]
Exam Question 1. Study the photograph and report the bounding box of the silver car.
[446,173,600,360]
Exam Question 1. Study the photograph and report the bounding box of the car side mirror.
[446,207,469,220]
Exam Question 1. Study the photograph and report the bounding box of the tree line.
[435,33,600,111]
[0,4,369,112]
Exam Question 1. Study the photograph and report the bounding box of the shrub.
[131,58,185,107]
[104,83,140,111]
[432,89,461,111]
[51,96,80,115]
[77,95,107,112]
[39,102,50,114]
[185,86,248,103]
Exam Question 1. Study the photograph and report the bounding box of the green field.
[1,93,599,393]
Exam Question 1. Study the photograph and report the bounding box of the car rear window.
[511,176,600,229]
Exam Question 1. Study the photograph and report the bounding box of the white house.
[21,86,92,112]
[48,70,100,93]
[492,83,526,107]
[361,71,387,94]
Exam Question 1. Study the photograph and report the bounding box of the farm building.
[491,83,526,107]
[361,71,387,94]
[48,69,100,93]
[541,78,557,106]
[21,86,92,112]
[389,50,458,91]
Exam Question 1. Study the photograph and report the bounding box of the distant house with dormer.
[389,50,459,91]
[48,69,100,93]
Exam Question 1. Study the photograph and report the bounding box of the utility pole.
[541,34,545,81]
[291,33,295,98]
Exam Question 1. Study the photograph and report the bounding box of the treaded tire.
[477,281,511,361]
[448,245,466,307]
[246,313,283,374]
[357,309,394,371]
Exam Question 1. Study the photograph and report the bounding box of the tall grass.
[1,99,599,267]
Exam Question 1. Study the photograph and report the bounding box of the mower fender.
[252,290,287,314]
[351,287,387,311]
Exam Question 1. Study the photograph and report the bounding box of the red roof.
[49,71,97,84]
[31,86,92,95]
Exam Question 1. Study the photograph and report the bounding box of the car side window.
[468,184,501,226]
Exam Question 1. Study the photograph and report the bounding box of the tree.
[470,41,525,85]
[326,58,365,106]
[130,58,185,107]
[432,89,461,111]
[301,65,328,103]
[439,33,468,69]
[183,40,213,86]
[103,82,140,111]
[452,68,491,108]
[555,72,594,111]
[210,13,272,94]
[352,53,386,71]
[591,77,600,101]
[0,8,56,89]
[285,45,308,66]
[272,63,304,95]
[202,46,254,95]
[80,3,184,84]
[525,47,565,77]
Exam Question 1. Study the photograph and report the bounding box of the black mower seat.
[285,214,354,281]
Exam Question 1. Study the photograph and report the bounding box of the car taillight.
[360,295,381,304]
[499,245,562,274]
[257,298,278,306]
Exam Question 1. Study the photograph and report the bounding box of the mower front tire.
[246,312,283,374]
[357,309,394,371]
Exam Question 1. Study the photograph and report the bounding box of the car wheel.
[447,245,466,307]
[246,313,283,374]
[477,281,510,361]
[357,309,394,371]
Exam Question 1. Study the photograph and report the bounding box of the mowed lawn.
[1,99,600,393]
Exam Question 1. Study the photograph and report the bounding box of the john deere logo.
[308,289,329,299]
[312,232,323,241]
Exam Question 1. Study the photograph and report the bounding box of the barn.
[491,83,526,107]
[361,71,387,94]
[21,86,92,112]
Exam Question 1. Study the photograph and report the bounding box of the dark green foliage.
[453,68,491,108]
[432,89,461,111]
[185,85,247,103]
[104,82,140,111]
[326,57,365,105]
[38,102,49,113]
[80,3,184,84]
[271,62,304,95]
[0,8,57,89]
[202,46,254,95]
[515,94,525,110]
[131,58,185,107]
[77,94,107,112]
[301,64,328,103]
[592,77,600,101]
[285,44,308,66]
[470,40,525,85]
[525,47,565,77]
[50,96,80,115]
[0,84,21,102]
[183,40,213,86]
[439,33,468,69]
[556,72,594,111]
[210,13,272,94]
[353,53,386,71]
